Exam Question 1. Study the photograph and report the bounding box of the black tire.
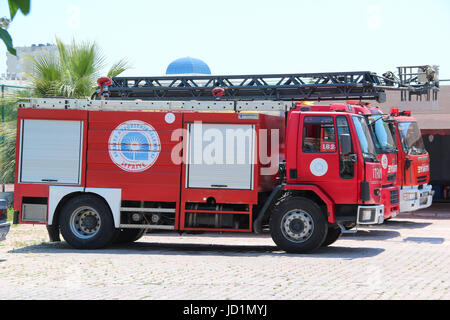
[321,226,342,247]
[59,195,118,249]
[114,228,146,245]
[269,196,328,253]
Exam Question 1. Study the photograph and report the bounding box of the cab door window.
[337,116,355,179]
[302,116,336,153]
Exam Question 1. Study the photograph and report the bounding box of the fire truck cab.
[390,109,434,212]
[295,101,400,220]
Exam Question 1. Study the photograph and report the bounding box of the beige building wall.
[376,85,450,130]
[331,85,450,130]
[5,44,58,79]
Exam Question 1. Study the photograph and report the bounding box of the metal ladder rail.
[107,71,388,102]
[107,67,439,102]
[19,98,295,112]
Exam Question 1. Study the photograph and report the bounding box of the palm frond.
[29,37,128,99]
[107,59,131,78]
[30,54,61,82]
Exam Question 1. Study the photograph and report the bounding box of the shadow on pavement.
[403,237,445,244]
[8,240,385,259]
[381,220,432,229]
[341,229,401,241]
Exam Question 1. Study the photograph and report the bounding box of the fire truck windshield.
[367,115,397,153]
[398,121,427,155]
[352,115,377,161]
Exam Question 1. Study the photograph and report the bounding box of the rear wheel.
[59,195,118,249]
[321,226,342,247]
[269,197,328,253]
[114,228,146,245]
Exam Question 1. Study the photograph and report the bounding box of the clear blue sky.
[1,0,449,78]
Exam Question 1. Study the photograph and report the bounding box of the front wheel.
[59,195,118,249]
[269,197,328,253]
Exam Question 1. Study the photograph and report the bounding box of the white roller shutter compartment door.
[19,120,83,185]
[186,123,255,190]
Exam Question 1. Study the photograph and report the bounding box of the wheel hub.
[289,219,304,234]
[81,214,98,230]
[282,210,314,243]
[70,207,101,239]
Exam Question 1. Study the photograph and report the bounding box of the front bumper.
[0,221,11,242]
[400,185,434,213]
[357,205,385,225]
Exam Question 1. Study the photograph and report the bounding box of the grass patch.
[7,207,14,222]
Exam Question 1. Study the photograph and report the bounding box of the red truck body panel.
[14,109,89,225]
[87,111,183,202]
[14,108,285,232]
[14,100,386,237]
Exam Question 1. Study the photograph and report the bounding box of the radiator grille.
[417,175,427,184]
[387,173,397,182]
[390,189,399,205]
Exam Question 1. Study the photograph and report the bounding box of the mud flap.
[46,225,61,242]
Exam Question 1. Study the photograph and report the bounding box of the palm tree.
[0,91,30,188]
[0,38,130,187]
[0,117,18,185]
[30,38,130,98]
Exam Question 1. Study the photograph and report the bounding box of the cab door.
[297,114,358,204]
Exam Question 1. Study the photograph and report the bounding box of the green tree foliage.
[30,38,130,98]
[0,118,18,184]
[1,0,31,55]
[0,91,30,184]
[0,38,130,184]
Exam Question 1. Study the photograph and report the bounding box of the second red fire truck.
[389,109,433,212]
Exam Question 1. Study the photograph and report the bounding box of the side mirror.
[339,134,352,155]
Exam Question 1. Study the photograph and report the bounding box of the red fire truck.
[13,97,385,253]
[297,101,400,220]
[12,69,438,253]
[389,109,433,212]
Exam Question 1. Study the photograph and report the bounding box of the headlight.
[361,209,374,222]
[403,192,417,201]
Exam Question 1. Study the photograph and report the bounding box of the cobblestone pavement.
[0,215,449,300]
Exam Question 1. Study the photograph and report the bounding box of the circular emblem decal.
[310,158,328,177]
[108,120,161,173]
[381,154,388,170]
[165,113,176,124]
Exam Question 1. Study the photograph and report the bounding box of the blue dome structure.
[166,57,211,75]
